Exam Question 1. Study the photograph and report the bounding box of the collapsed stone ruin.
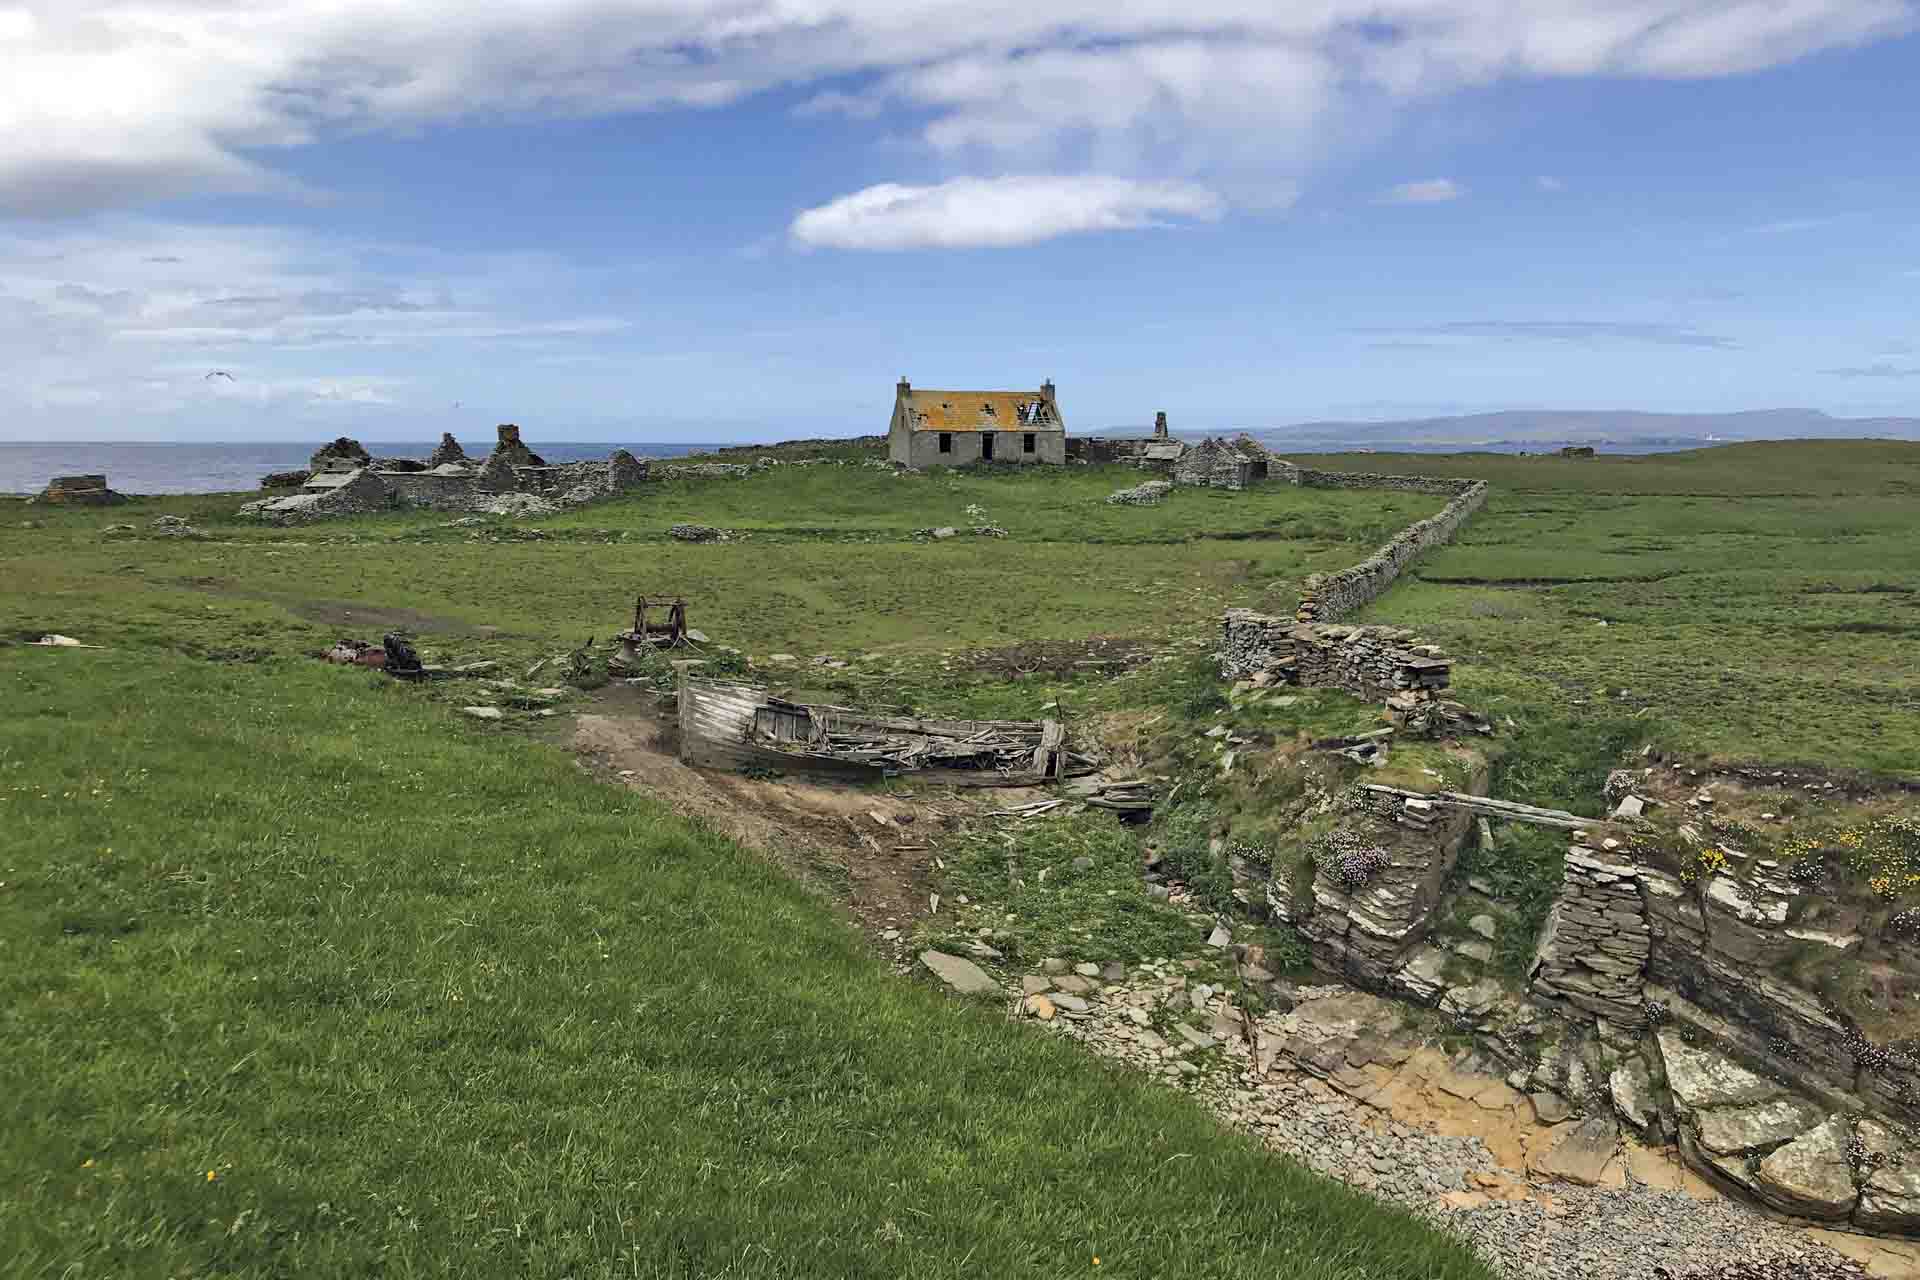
[30,474,127,506]
[239,425,648,524]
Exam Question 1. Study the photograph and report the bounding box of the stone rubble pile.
[1106,479,1173,505]
[1222,611,1454,701]
[669,523,731,543]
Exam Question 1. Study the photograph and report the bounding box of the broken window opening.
[1023,432,1036,453]
[938,432,953,454]
[982,432,996,461]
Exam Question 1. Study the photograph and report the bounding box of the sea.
[0,441,712,496]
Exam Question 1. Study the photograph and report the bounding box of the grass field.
[0,650,1493,1279]
[1295,442,1920,776]
[6,438,1918,1277]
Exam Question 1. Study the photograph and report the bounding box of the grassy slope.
[0,650,1491,1280]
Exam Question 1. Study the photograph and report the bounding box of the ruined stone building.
[887,378,1066,468]
[1173,436,1268,490]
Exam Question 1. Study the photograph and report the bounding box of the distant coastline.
[0,441,711,496]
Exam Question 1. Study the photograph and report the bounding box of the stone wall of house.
[1293,479,1490,622]
[238,467,396,523]
[1174,438,1261,489]
[381,471,480,510]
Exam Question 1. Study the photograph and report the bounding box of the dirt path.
[569,684,985,936]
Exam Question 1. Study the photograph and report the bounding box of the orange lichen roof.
[903,389,1060,432]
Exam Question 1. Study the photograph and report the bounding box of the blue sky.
[4,2,1919,442]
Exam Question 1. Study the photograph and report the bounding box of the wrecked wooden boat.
[676,676,1096,785]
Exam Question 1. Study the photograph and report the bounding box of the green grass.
[0,649,1491,1280]
[0,464,1430,666]
[1298,442,1920,775]
[9,437,1920,1276]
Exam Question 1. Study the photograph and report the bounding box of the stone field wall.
[1291,476,1490,622]
[1220,611,1453,702]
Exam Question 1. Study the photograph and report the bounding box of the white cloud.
[0,219,618,420]
[1537,175,1566,191]
[2,2,1913,216]
[790,175,1223,250]
[1380,178,1465,205]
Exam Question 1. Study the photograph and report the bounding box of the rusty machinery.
[617,593,691,662]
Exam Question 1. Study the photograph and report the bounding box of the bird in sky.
[205,370,234,381]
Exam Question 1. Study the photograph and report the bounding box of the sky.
[5,1,1920,443]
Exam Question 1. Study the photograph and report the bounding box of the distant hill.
[1249,408,1920,451]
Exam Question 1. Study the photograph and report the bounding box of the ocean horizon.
[0,440,718,496]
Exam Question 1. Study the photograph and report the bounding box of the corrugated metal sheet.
[902,390,1062,433]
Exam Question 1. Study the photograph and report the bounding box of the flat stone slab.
[1695,1096,1822,1157]
[1536,1116,1619,1187]
[1656,1029,1781,1110]
[1755,1115,1856,1220]
[920,950,998,996]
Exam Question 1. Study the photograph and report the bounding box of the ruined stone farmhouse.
[888,378,1066,468]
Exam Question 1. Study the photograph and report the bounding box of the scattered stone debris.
[258,469,311,489]
[31,474,127,506]
[670,523,731,543]
[28,634,95,647]
[149,515,202,538]
[1106,480,1173,506]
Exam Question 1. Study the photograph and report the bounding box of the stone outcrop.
[427,433,468,467]
[1753,1115,1857,1219]
[309,437,370,472]
[1277,791,1482,993]
[258,469,310,489]
[31,474,126,505]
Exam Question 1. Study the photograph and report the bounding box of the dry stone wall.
[1293,478,1490,622]
[1221,611,1452,701]
[1529,845,1651,1027]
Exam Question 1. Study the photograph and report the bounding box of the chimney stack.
[1154,411,1168,439]
[1040,379,1056,404]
